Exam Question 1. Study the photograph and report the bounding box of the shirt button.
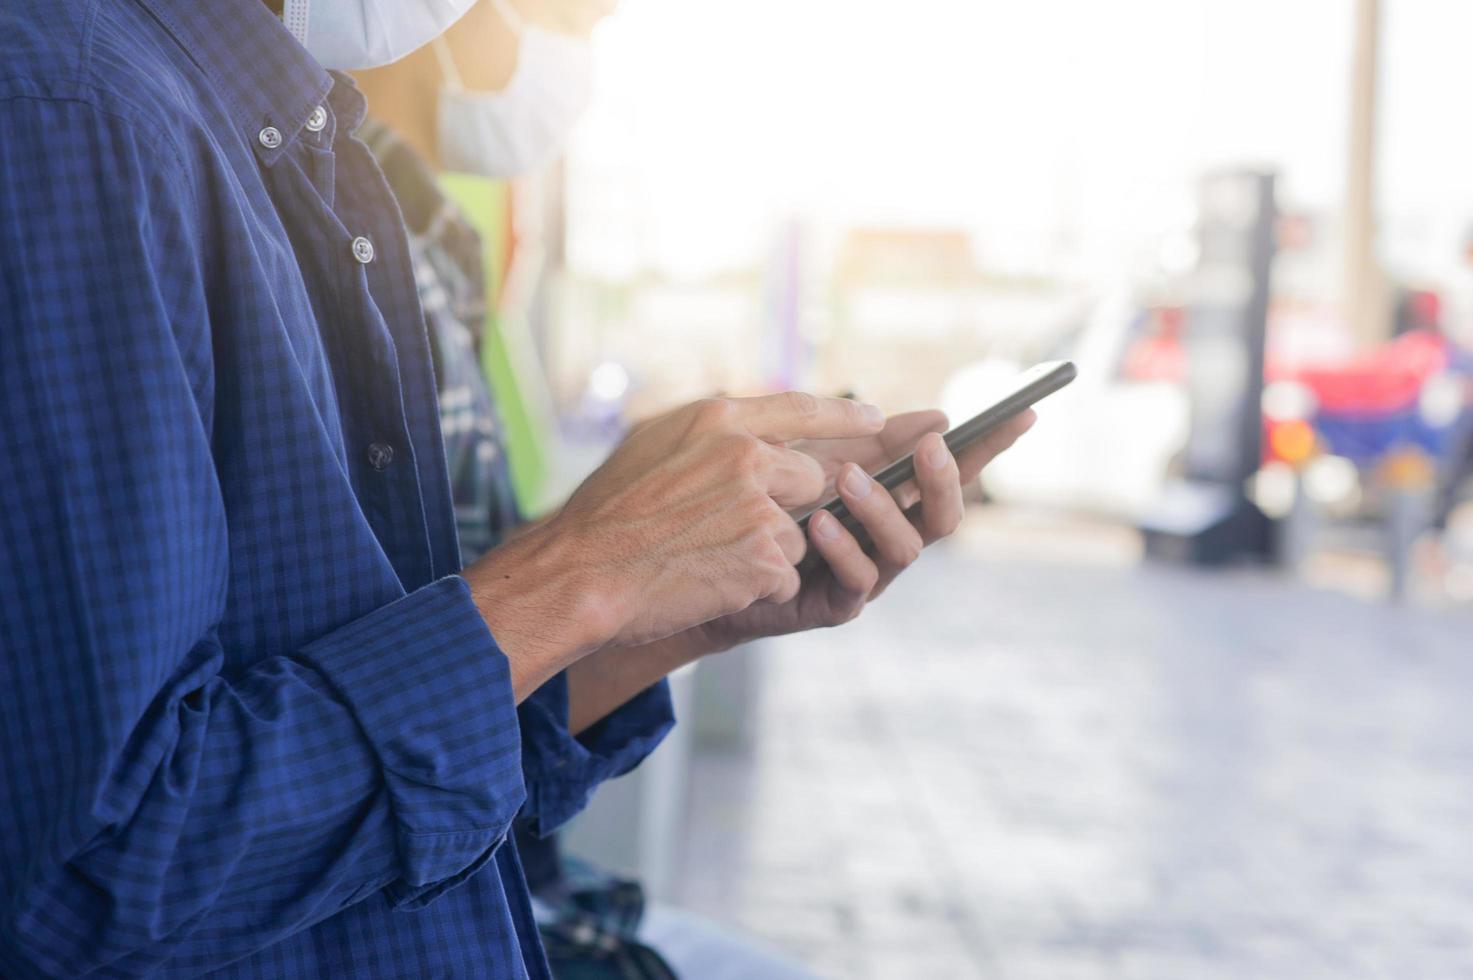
[257,125,283,149]
[351,236,375,264]
[305,105,328,133]
[367,442,395,470]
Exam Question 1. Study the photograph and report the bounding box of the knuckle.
[725,433,764,475]
[765,556,789,583]
[760,559,791,596]
[892,532,923,567]
[825,598,865,627]
[802,457,827,495]
[744,523,779,557]
[926,502,958,536]
[944,504,965,533]
[771,536,798,567]
[743,495,777,528]
[693,397,737,430]
[787,529,809,562]
[783,390,820,418]
[767,504,796,534]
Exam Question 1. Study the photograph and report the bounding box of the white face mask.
[433,0,594,179]
[283,0,477,70]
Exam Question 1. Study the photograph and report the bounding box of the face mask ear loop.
[487,0,528,38]
[282,0,311,46]
[436,0,527,97]
[431,34,468,93]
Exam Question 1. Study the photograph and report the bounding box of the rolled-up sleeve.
[297,577,526,903]
[518,675,676,836]
[0,96,524,976]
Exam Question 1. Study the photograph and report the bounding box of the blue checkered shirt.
[0,0,673,976]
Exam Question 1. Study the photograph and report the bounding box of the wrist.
[462,517,623,699]
[645,625,723,669]
[680,618,747,659]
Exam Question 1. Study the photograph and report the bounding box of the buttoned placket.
[328,129,444,586]
[250,87,438,588]
[343,232,399,480]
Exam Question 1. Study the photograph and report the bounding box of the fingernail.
[925,436,950,470]
[842,465,872,498]
[814,510,841,540]
[860,403,884,426]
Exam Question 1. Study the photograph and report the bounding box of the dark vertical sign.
[1143,170,1276,564]
[1182,171,1275,487]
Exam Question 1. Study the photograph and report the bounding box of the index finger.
[732,391,886,443]
[801,409,950,478]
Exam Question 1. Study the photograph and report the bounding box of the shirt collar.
[326,70,369,140]
[136,0,335,165]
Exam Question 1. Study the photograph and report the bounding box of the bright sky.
[566,0,1473,285]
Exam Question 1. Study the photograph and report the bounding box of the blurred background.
[478,0,1473,975]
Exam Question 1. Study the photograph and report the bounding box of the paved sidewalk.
[672,515,1473,979]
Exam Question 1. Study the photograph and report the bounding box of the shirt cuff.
[519,674,676,836]
[296,575,525,903]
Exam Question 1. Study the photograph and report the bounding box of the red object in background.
[1408,290,1442,332]
[1122,306,1187,383]
[1291,328,1449,414]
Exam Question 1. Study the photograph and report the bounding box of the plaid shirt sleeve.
[0,95,525,976]
[518,676,676,836]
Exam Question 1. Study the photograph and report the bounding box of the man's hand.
[461,392,885,698]
[689,408,1036,652]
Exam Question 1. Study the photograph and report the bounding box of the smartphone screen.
[798,360,1077,535]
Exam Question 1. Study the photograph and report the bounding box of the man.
[358,2,670,971]
[354,3,853,974]
[0,2,1032,978]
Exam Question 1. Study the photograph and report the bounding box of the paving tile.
[672,528,1473,977]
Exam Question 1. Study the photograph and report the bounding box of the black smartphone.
[797,360,1077,536]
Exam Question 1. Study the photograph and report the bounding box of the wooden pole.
[1343,0,1387,348]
